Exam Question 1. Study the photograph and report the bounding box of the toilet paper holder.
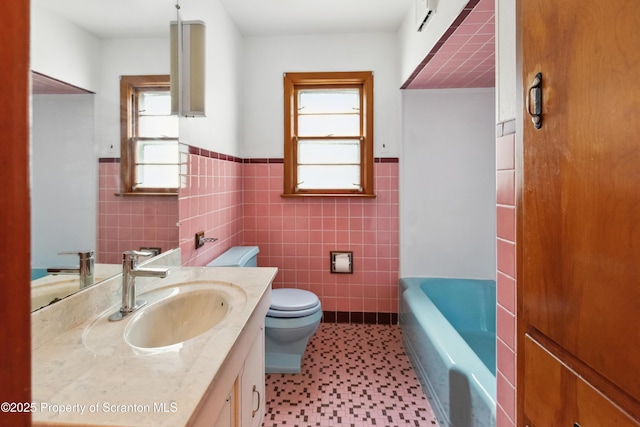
[330,251,353,274]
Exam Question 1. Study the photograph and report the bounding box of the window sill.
[115,192,178,197]
[280,193,376,199]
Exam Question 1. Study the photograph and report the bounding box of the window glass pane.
[297,89,360,137]
[297,165,360,190]
[135,164,180,188]
[298,114,359,136]
[298,139,360,164]
[138,116,178,138]
[298,89,359,114]
[139,91,172,116]
[136,139,179,164]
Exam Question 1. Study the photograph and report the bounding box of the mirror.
[30,0,179,311]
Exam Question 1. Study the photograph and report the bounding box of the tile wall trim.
[243,158,284,164]
[322,311,398,325]
[242,157,399,163]
[102,149,400,165]
[185,145,243,163]
[376,157,400,163]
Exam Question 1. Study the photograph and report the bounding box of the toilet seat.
[268,288,321,318]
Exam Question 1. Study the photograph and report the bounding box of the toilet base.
[265,352,303,374]
[264,308,322,374]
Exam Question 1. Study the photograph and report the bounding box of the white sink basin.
[125,288,230,349]
[82,281,247,355]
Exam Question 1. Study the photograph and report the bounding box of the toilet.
[207,246,322,374]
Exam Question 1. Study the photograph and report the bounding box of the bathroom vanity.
[31,253,276,427]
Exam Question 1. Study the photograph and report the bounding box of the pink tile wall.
[99,151,400,320]
[179,149,244,266]
[97,161,179,264]
[242,160,400,318]
[496,130,517,427]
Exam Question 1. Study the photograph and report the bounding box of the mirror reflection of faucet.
[46,250,95,289]
[108,250,170,322]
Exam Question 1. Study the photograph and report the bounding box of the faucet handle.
[59,250,94,259]
[122,250,154,267]
[122,250,153,258]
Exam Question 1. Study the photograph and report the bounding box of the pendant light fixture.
[170,0,206,116]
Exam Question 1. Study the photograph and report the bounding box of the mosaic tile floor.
[262,323,437,427]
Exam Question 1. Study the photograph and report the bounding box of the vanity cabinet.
[31,267,276,427]
[189,323,266,427]
[239,323,265,427]
[213,388,235,427]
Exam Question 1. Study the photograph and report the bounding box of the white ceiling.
[32,0,495,89]
[220,0,412,36]
[33,0,412,38]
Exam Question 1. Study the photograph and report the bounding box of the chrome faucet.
[108,250,170,322]
[46,250,95,289]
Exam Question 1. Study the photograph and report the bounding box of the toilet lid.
[270,288,319,311]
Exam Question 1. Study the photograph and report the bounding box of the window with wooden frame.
[283,71,375,197]
[120,75,179,195]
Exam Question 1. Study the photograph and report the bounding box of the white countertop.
[31,266,276,426]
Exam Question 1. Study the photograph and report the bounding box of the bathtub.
[32,268,49,280]
[399,277,496,427]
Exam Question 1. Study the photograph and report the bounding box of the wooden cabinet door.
[524,336,638,427]
[521,0,640,423]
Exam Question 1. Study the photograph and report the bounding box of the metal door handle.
[251,384,261,417]
[526,72,543,129]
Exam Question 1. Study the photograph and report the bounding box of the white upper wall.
[96,0,244,158]
[31,4,101,93]
[32,0,244,158]
[31,95,96,268]
[400,88,496,279]
[241,32,401,158]
[95,38,169,157]
[32,0,512,156]
[176,0,244,157]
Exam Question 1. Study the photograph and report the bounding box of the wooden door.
[0,1,31,426]
[520,0,640,425]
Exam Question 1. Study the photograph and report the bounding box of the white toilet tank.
[206,246,259,267]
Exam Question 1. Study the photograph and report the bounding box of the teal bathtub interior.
[399,277,496,427]
[31,268,49,280]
